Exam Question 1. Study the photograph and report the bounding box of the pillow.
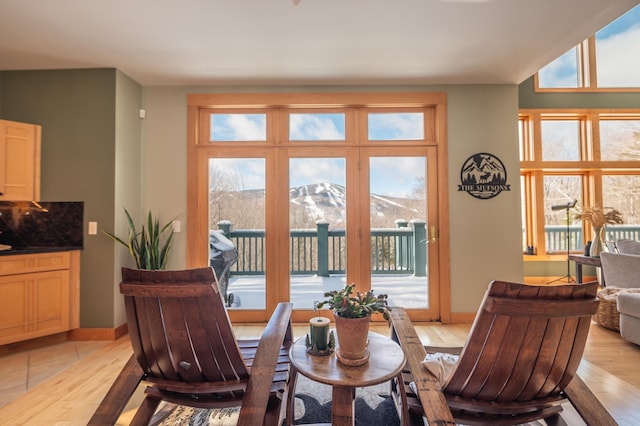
[616,239,640,255]
[420,352,459,387]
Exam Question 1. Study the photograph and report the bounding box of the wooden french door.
[187,92,449,324]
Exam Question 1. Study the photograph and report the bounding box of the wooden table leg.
[331,385,355,426]
[575,263,583,284]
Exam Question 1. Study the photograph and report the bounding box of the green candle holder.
[306,329,335,356]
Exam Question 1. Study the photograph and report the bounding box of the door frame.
[186,92,451,323]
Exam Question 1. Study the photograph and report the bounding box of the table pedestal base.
[332,385,356,426]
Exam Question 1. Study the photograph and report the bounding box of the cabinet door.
[0,119,41,201]
[0,274,30,343]
[0,270,70,345]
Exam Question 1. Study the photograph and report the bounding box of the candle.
[309,316,330,351]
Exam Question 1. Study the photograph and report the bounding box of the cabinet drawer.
[0,252,71,276]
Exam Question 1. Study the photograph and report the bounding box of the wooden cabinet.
[0,119,41,201]
[0,251,80,345]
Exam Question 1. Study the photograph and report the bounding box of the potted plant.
[103,208,179,270]
[316,283,390,366]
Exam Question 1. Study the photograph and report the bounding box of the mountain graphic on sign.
[461,154,506,185]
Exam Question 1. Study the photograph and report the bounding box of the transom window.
[536,4,640,91]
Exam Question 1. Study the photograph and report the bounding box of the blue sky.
[210,112,426,198]
[211,156,425,198]
[539,4,640,87]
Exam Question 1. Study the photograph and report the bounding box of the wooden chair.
[390,280,617,426]
[89,267,295,426]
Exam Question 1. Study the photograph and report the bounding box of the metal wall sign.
[458,152,510,200]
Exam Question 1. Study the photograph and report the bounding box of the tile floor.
[0,339,108,409]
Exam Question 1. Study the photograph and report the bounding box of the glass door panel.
[369,156,429,309]
[209,158,266,310]
[289,157,347,309]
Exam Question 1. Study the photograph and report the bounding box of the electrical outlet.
[88,221,98,235]
[172,220,181,233]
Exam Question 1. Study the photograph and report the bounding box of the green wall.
[519,76,640,109]
[1,69,525,325]
[141,84,524,315]
[0,68,141,328]
[113,71,143,326]
[2,69,636,325]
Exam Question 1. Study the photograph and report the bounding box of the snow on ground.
[226,274,429,310]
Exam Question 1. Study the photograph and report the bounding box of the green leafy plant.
[103,208,179,270]
[316,283,391,325]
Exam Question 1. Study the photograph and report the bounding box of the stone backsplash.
[0,201,83,249]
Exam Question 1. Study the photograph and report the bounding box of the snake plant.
[103,208,179,270]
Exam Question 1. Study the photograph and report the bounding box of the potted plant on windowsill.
[316,283,390,366]
[103,208,179,270]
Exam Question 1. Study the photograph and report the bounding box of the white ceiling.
[1,0,638,86]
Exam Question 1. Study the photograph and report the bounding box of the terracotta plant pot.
[333,312,371,366]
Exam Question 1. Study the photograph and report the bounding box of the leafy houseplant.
[103,208,178,270]
[316,283,391,324]
[316,283,390,366]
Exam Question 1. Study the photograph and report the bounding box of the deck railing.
[217,222,640,276]
[544,225,640,253]
[217,220,427,276]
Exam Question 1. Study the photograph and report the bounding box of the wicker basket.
[596,289,621,331]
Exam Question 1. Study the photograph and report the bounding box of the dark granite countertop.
[0,246,83,256]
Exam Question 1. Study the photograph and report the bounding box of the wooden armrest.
[563,374,617,426]
[237,302,294,425]
[390,307,456,426]
[88,354,145,425]
[424,346,462,355]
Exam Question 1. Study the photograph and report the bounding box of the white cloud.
[370,156,425,198]
[290,114,344,140]
[225,114,266,140]
[537,47,578,88]
[596,26,640,87]
[369,113,423,140]
[290,158,345,187]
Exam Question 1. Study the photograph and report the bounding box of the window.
[209,113,267,141]
[187,93,448,323]
[536,4,640,91]
[541,119,582,161]
[537,46,582,89]
[368,112,424,140]
[520,111,640,256]
[289,113,346,141]
[595,7,640,88]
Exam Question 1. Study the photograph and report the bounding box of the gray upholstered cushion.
[617,292,640,316]
[617,292,640,345]
[600,252,640,289]
[616,239,640,255]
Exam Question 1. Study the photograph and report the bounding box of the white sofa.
[616,238,640,255]
[617,291,640,345]
[600,246,640,345]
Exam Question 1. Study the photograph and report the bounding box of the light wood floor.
[0,321,638,425]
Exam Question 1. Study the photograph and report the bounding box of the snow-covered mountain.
[289,182,423,226]
[212,182,424,228]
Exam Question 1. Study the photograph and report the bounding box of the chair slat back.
[444,281,599,402]
[120,267,249,383]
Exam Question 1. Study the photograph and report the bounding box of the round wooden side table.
[289,331,405,426]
